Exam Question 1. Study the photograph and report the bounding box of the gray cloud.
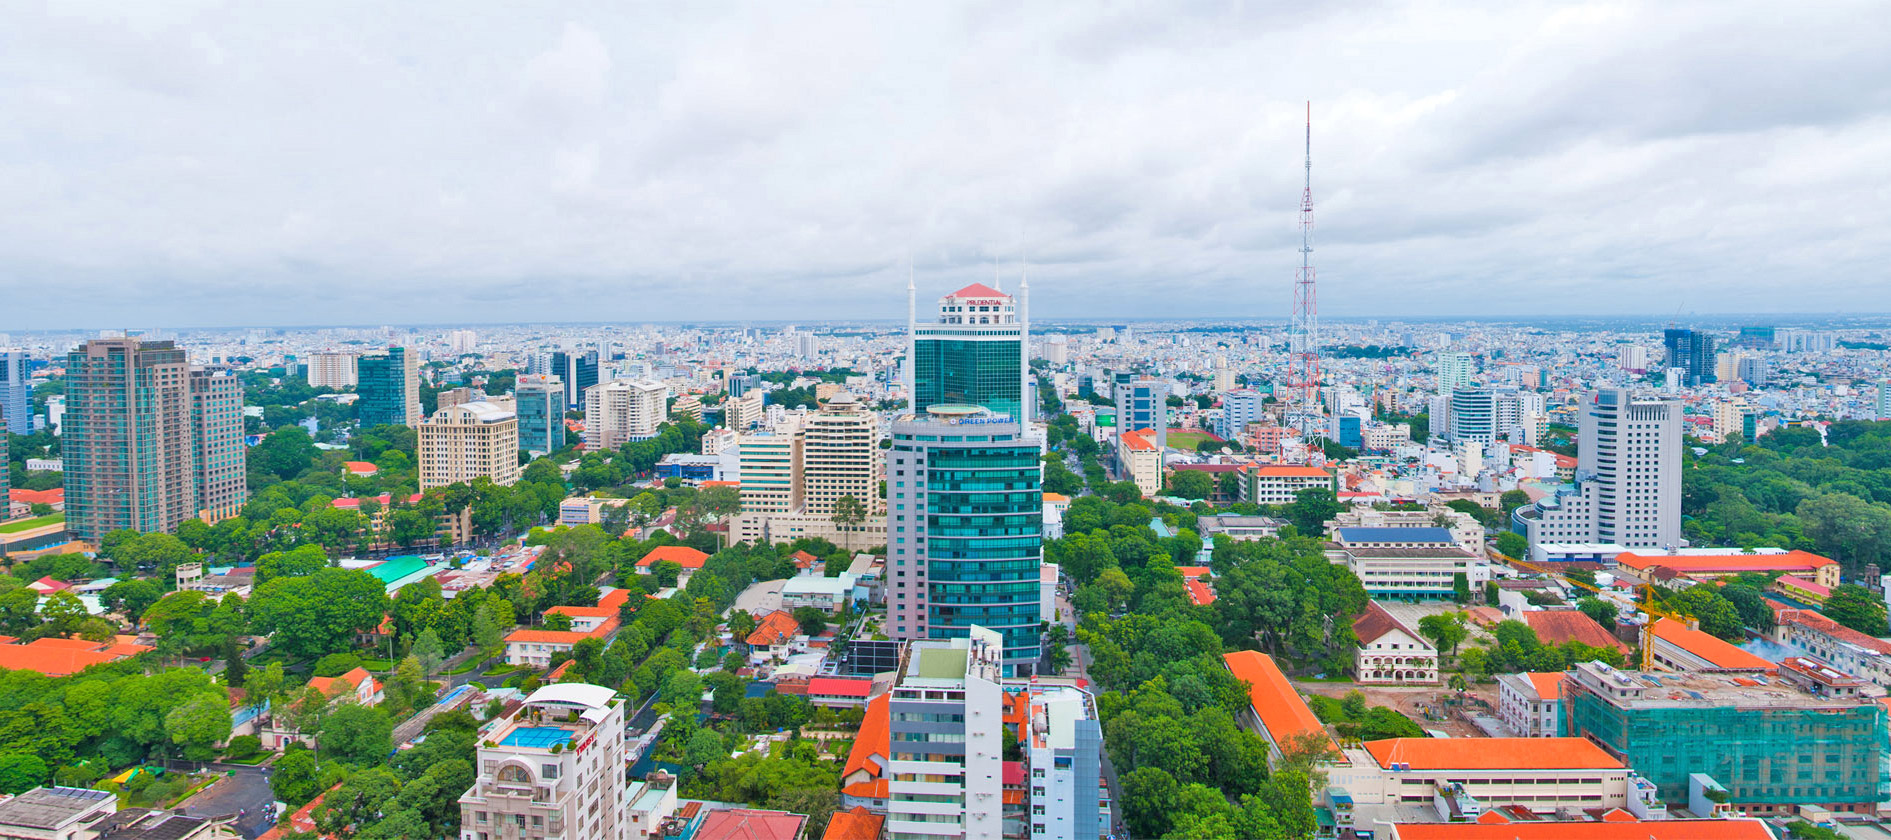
[1,0,1888,329]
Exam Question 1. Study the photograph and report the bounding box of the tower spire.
[1286,101,1322,462]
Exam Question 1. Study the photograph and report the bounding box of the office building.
[1240,464,1335,505]
[886,627,1006,840]
[887,406,1043,672]
[1437,351,1475,391]
[189,367,247,522]
[0,349,29,434]
[306,351,359,389]
[1043,333,1069,364]
[419,401,521,490]
[64,339,197,542]
[1876,381,1891,420]
[1515,389,1680,550]
[1113,376,1166,449]
[513,374,566,455]
[583,379,666,451]
[1563,660,1889,813]
[458,683,628,840]
[737,423,803,516]
[800,393,879,516]
[550,350,600,406]
[357,347,420,428]
[908,282,1029,424]
[1662,328,1717,387]
[1216,389,1265,440]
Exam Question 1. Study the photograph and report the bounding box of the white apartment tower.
[800,393,880,516]
[1025,686,1108,840]
[1437,352,1476,392]
[307,352,359,388]
[458,683,628,840]
[1517,388,1681,550]
[583,379,667,451]
[887,627,1007,840]
[420,401,522,490]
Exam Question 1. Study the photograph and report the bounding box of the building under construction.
[1562,660,1889,814]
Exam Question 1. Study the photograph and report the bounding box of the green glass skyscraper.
[907,279,1029,423]
[886,405,1044,674]
[358,347,419,427]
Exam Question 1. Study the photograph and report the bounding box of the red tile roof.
[822,806,884,840]
[1252,465,1333,478]
[747,610,801,648]
[1222,651,1331,751]
[1616,550,1835,575]
[1648,617,1774,671]
[1364,737,1622,771]
[949,282,1009,300]
[1184,579,1216,606]
[1524,672,1565,702]
[1352,601,1423,646]
[637,545,710,569]
[842,693,890,782]
[1119,429,1156,451]
[0,637,150,677]
[1173,566,1212,579]
[342,461,379,475]
[8,488,62,505]
[1524,610,1627,652]
[307,666,376,699]
[1778,609,1891,655]
[695,809,807,840]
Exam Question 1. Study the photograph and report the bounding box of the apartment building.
[458,683,627,840]
[419,401,521,490]
[1515,389,1680,551]
[737,424,803,516]
[307,351,359,388]
[1240,464,1335,505]
[1116,429,1161,497]
[63,339,246,542]
[800,394,879,516]
[189,366,247,523]
[1023,684,1108,840]
[886,628,1006,840]
[583,379,666,451]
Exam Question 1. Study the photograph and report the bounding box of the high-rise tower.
[909,282,1028,423]
[1284,103,1323,449]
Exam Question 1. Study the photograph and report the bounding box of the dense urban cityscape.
[4,299,1891,840]
[6,3,1891,840]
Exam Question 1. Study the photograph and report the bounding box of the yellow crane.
[1491,549,1696,665]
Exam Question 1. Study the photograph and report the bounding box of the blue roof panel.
[1334,527,1455,543]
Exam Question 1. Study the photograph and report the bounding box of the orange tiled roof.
[1120,429,1156,451]
[1173,566,1212,579]
[821,806,884,840]
[1616,550,1835,574]
[1524,672,1565,702]
[1252,465,1332,478]
[8,488,62,505]
[505,628,592,645]
[307,666,374,698]
[1222,651,1330,750]
[637,545,710,569]
[747,610,800,647]
[1648,618,1773,671]
[0,637,147,677]
[1352,601,1422,646]
[1524,610,1627,652]
[843,694,890,782]
[1364,737,1621,771]
[840,778,888,800]
[1390,819,1773,840]
[1184,579,1216,606]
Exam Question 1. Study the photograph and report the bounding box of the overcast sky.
[4,1,1888,329]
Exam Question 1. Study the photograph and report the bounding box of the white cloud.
[0,0,1887,328]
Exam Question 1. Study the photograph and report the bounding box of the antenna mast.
[1285,102,1323,460]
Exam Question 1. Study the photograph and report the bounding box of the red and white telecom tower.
[1284,102,1323,459]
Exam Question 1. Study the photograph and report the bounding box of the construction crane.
[1491,549,1696,665]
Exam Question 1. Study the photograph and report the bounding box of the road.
[167,761,277,839]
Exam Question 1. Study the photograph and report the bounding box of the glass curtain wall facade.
[912,337,1022,422]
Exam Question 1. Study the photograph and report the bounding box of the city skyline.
[6,2,1889,328]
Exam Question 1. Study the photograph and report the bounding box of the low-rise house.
[1352,602,1439,685]
[695,809,807,840]
[746,610,802,664]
